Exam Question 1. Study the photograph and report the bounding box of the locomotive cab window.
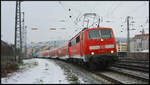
[101,30,112,38]
[70,39,76,46]
[88,29,112,39]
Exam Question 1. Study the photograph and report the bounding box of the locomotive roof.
[86,27,112,30]
[55,27,113,49]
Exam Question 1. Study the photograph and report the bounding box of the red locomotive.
[38,27,118,69]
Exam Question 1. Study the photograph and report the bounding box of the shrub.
[1,60,19,77]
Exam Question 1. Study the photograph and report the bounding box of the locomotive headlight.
[89,46,100,50]
[91,52,94,55]
[101,39,104,41]
[105,44,114,48]
[111,50,114,53]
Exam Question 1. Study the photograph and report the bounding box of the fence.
[1,41,20,77]
[128,52,149,60]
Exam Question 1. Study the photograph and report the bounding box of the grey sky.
[1,1,149,44]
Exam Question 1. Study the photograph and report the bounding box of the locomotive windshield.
[88,29,112,39]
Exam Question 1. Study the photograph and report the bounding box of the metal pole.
[55,41,56,48]
[25,26,27,57]
[141,28,144,51]
[14,1,22,62]
[127,16,130,55]
[32,46,33,57]
[14,1,18,61]
[19,1,22,63]
[49,41,50,57]
[21,12,25,58]
[97,18,100,27]
[87,19,89,28]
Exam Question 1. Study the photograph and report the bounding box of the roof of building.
[135,34,149,38]
[130,33,149,41]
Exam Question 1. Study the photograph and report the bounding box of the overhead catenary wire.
[108,2,122,18]
[120,15,149,36]
[58,1,84,39]
[127,2,148,15]
[103,1,148,26]
[58,1,149,39]
[58,1,81,27]
[105,2,116,18]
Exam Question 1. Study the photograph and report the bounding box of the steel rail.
[113,64,149,73]
[109,67,149,82]
[118,60,149,64]
[115,62,149,68]
[93,72,124,84]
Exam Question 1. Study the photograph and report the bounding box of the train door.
[66,48,67,56]
[75,34,81,55]
[80,32,84,56]
[68,41,71,57]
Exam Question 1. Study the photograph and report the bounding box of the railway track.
[118,59,149,64]
[113,63,149,73]
[108,67,149,82]
[93,69,149,84]
[39,58,149,84]
[53,58,149,84]
[113,59,149,73]
[91,58,149,84]
[92,58,148,84]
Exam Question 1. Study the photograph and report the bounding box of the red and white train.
[38,27,118,69]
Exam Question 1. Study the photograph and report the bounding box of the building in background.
[130,34,149,53]
[116,41,127,57]
[117,41,127,52]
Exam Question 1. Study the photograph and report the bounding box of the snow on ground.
[1,58,69,84]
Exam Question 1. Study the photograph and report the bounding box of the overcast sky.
[1,1,149,44]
